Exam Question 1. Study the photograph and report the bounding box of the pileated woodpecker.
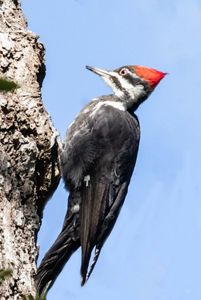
[36,65,166,293]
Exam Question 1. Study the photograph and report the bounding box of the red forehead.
[132,65,167,87]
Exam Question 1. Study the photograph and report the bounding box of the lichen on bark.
[0,0,61,298]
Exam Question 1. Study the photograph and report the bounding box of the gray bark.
[0,0,61,298]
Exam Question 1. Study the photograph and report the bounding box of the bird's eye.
[119,68,128,76]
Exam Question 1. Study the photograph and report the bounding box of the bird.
[36,64,166,294]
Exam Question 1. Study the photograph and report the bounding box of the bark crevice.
[0,0,61,298]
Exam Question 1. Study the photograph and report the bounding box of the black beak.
[86,66,111,77]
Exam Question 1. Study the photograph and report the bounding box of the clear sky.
[21,1,201,299]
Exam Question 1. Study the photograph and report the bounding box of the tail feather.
[36,192,81,295]
[80,181,129,285]
[80,177,109,284]
[85,247,101,283]
[80,181,94,285]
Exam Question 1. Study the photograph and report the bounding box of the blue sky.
[21,1,201,299]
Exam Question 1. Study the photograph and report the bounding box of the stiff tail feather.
[80,177,110,285]
[80,181,129,285]
[36,193,80,295]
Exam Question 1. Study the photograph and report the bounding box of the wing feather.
[79,106,140,284]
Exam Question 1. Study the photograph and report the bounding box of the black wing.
[36,104,140,292]
[79,105,140,284]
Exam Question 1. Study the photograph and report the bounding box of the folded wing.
[79,105,140,284]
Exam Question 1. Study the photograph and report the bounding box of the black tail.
[80,180,129,285]
[80,177,110,285]
[36,193,81,295]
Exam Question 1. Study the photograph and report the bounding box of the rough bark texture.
[0,0,61,299]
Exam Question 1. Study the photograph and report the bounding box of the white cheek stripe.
[103,76,124,98]
[114,72,144,99]
[104,71,144,100]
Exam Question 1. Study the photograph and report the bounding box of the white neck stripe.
[90,100,125,118]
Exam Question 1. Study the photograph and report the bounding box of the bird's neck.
[97,92,148,112]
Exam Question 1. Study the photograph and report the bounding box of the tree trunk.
[0,0,61,298]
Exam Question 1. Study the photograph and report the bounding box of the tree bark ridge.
[0,0,61,298]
